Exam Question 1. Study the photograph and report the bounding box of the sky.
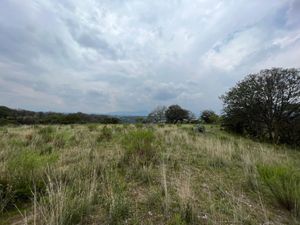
[0,0,300,115]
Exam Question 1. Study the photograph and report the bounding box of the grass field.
[0,124,299,225]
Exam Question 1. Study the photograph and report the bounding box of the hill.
[0,124,299,224]
[0,106,120,125]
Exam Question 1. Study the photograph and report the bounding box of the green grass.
[257,164,300,216]
[0,124,299,224]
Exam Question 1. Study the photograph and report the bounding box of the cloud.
[0,0,299,114]
[202,28,266,71]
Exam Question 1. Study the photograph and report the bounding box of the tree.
[147,106,167,123]
[200,110,219,124]
[165,105,189,123]
[221,68,300,144]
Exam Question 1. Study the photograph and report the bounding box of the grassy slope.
[0,124,299,225]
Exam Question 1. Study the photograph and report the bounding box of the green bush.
[122,129,157,166]
[257,164,300,216]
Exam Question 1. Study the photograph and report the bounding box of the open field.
[0,124,299,225]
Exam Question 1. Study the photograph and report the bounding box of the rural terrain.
[0,124,299,225]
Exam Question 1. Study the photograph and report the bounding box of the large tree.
[165,105,189,123]
[221,68,300,144]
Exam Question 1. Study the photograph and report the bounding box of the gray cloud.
[0,0,299,114]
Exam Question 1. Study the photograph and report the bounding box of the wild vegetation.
[221,68,300,145]
[1,124,299,225]
[0,106,120,125]
[0,67,299,224]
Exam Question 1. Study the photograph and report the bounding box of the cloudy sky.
[0,0,299,115]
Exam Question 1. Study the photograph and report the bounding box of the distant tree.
[221,68,300,144]
[147,106,167,123]
[200,110,219,124]
[165,105,189,123]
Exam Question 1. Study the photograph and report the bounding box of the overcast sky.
[0,0,300,115]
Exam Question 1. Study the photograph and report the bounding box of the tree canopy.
[165,105,189,123]
[221,68,300,145]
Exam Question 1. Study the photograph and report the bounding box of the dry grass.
[0,124,299,225]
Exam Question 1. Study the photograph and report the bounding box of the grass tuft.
[122,129,157,166]
[257,164,300,216]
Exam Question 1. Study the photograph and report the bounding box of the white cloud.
[0,0,299,114]
[202,28,266,71]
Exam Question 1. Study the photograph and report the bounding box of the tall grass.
[257,164,300,216]
[0,124,299,225]
[122,129,157,166]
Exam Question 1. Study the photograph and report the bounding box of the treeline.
[146,105,219,124]
[146,68,299,146]
[0,106,120,125]
[1,67,299,145]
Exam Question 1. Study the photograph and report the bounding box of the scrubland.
[0,124,299,225]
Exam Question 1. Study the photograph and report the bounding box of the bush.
[257,164,300,216]
[122,129,157,166]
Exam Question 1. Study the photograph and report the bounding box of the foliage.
[200,110,219,124]
[221,68,300,145]
[165,105,189,123]
[0,106,120,125]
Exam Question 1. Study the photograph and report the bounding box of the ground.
[0,124,299,225]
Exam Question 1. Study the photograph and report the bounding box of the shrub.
[122,129,157,166]
[257,164,300,216]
